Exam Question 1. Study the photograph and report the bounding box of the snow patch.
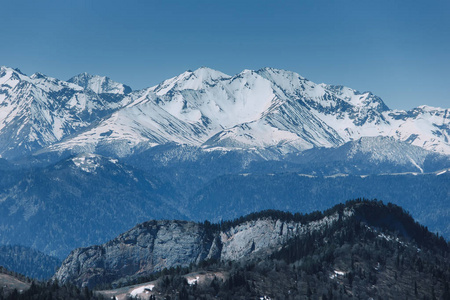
[72,154,101,173]
[297,174,316,178]
[436,169,449,176]
[330,270,346,279]
[130,284,154,297]
[187,276,199,285]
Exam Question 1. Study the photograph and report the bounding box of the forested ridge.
[100,200,450,299]
[2,200,449,299]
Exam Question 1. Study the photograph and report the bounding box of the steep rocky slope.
[54,201,450,300]
[55,204,352,287]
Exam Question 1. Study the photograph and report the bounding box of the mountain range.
[0,65,449,259]
[1,66,449,161]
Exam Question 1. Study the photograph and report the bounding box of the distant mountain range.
[0,65,448,259]
[1,66,449,160]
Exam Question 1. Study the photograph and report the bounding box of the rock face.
[54,210,346,287]
[54,220,216,288]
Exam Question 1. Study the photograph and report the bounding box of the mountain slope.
[285,135,450,174]
[0,267,31,297]
[55,203,353,287]
[0,245,61,280]
[1,65,449,260]
[188,169,450,238]
[54,201,450,299]
[0,67,132,160]
[0,154,183,258]
[1,142,447,261]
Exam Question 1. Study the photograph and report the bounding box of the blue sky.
[1,0,449,109]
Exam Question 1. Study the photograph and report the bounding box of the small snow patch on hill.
[72,154,102,173]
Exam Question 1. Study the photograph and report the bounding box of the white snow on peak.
[151,67,230,95]
[257,68,306,90]
[2,65,449,157]
[0,66,30,89]
[192,66,230,82]
[416,105,444,111]
[148,67,276,127]
[30,72,83,92]
[0,67,136,159]
[68,72,131,94]
[49,67,450,156]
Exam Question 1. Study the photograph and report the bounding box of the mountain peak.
[1,65,449,158]
[68,73,131,95]
[0,66,27,77]
[70,72,94,80]
[257,67,306,80]
[30,72,48,80]
[0,66,30,88]
[190,67,230,82]
[152,67,230,95]
[416,105,445,111]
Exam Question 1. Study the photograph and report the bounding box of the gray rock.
[54,210,349,287]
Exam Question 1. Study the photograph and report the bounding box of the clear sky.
[1,0,449,110]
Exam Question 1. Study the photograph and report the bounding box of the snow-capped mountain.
[46,67,450,157]
[0,66,132,159]
[1,66,449,160]
[286,136,450,175]
[67,72,132,95]
[205,68,449,154]
[1,65,449,264]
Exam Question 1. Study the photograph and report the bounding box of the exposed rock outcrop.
[54,220,215,288]
[54,210,347,287]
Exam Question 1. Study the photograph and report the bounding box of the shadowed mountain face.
[0,154,183,258]
[0,245,60,280]
[0,150,448,260]
[186,169,450,236]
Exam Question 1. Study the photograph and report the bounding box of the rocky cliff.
[54,209,349,287]
[54,220,214,288]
